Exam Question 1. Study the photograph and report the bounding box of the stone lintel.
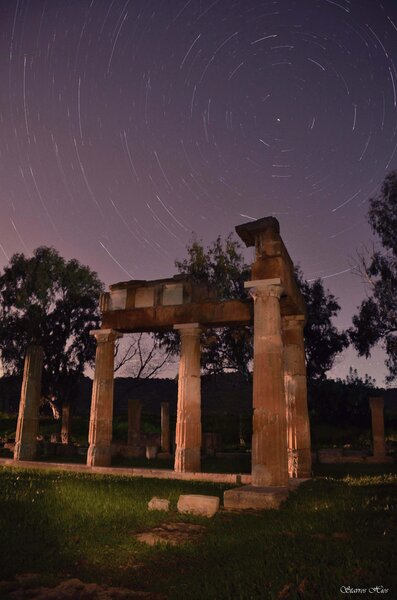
[223,485,288,510]
[173,322,201,331]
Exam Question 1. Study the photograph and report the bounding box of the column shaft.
[14,345,44,461]
[61,402,72,445]
[369,397,386,457]
[174,324,201,472]
[128,399,142,446]
[283,316,312,478]
[161,401,170,453]
[87,329,122,467]
[249,283,289,487]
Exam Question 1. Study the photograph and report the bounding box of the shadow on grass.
[0,464,396,599]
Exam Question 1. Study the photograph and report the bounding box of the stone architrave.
[14,345,44,461]
[174,323,202,472]
[283,315,312,478]
[161,401,170,453]
[87,329,122,467]
[369,397,387,458]
[61,402,72,445]
[128,399,142,446]
[245,279,289,488]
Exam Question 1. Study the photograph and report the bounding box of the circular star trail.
[1,0,397,379]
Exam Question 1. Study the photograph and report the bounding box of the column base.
[87,444,111,467]
[224,485,289,511]
[174,447,200,472]
[295,449,312,478]
[367,455,394,464]
[14,441,37,461]
[251,464,289,487]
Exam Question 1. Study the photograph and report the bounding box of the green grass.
[0,464,396,599]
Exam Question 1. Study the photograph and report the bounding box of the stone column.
[174,323,202,472]
[87,329,122,467]
[14,345,44,461]
[61,402,72,445]
[283,316,312,478]
[128,399,142,446]
[245,279,289,488]
[369,397,387,458]
[161,401,170,453]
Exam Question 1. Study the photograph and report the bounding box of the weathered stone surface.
[145,445,158,460]
[61,402,72,445]
[369,397,388,459]
[160,402,170,454]
[136,522,205,546]
[174,324,202,473]
[6,577,163,599]
[128,399,142,447]
[283,316,312,479]
[148,497,170,511]
[245,281,289,488]
[14,345,44,461]
[0,458,252,484]
[223,485,288,510]
[87,329,122,467]
[177,494,219,517]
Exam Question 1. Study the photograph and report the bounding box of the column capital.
[173,322,202,335]
[244,278,283,299]
[90,328,123,343]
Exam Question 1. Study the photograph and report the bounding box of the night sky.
[1,0,396,382]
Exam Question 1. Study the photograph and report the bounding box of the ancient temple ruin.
[87,216,311,507]
[13,216,313,509]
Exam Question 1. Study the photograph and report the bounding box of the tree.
[157,234,253,378]
[295,268,349,381]
[350,171,397,382]
[158,234,348,381]
[0,247,103,416]
[114,332,174,381]
[309,367,376,427]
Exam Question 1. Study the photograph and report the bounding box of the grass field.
[0,463,396,599]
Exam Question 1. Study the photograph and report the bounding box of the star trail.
[1,0,396,380]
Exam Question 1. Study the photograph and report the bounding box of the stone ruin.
[13,216,315,508]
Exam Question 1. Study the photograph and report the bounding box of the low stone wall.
[0,457,252,484]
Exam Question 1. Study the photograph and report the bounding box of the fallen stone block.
[148,497,170,511]
[223,485,288,510]
[177,494,219,517]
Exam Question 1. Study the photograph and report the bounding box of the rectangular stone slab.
[177,494,220,517]
[223,485,288,510]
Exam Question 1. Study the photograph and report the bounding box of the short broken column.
[87,329,122,467]
[14,345,44,461]
[247,280,289,488]
[369,397,387,459]
[174,323,202,473]
[283,315,311,478]
[128,399,142,447]
[161,401,170,454]
[61,401,72,445]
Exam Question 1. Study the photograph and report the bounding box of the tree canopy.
[350,171,397,382]
[0,247,103,413]
[295,268,348,381]
[159,234,348,382]
[157,234,253,377]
